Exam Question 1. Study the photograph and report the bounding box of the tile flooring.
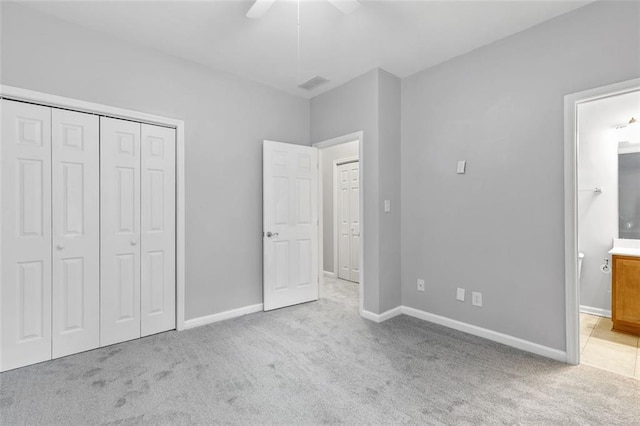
[580,313,640,379]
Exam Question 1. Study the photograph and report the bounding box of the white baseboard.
[323,270,336,278]
[362,304,567,363]
[580,305,611,318]
[184,303,263,330]
[401,306,567,362]
[360,306,403,323]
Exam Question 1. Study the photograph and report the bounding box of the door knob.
[56,244,64,250]
[131,240,138,246]
[266,232,279,238]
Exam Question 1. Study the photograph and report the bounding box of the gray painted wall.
[378,70,402,312]
[320,141,359,273]
[311,70,380,312]
[401,0,640,350]
[311,68,402,314]
[0,3,310,321]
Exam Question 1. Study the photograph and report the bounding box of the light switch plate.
[417,279,425,292]
[384,199,391,213]
[457,160,466,174]
[456,288,465,301]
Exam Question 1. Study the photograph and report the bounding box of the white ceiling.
[19,0,594,98]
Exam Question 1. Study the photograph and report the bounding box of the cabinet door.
[1,100,52,371]
[51,109,100,358]
[613,256,640,327]
[100,117,141,346]
[140,124,176,337]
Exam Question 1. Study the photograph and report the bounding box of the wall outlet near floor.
[417,279,425,292]
[472,292,483,307]
[456,288,465,302]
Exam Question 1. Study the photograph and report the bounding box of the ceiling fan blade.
[246,0,276,19]
[327,0,360,15]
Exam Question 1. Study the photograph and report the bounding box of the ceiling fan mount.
[246,0,360,19]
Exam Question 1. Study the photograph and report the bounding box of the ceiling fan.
[246,0,360,19]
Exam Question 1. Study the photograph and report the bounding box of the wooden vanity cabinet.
[611,255,640,336]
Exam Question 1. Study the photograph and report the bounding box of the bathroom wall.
[321,140,359,274]
[578,91,640,315]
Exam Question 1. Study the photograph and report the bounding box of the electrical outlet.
[472,292,483,307]
[456,288,465,302]
[417,279,425,292]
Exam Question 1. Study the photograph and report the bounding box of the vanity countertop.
[608,247,640,257]
[609,238,640,257]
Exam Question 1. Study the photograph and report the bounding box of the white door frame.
[0,85,188,331]
[333,156,359,281]
[313,131,363,316]
[563,78,640,365]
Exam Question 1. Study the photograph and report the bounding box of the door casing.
[563,78,640,365]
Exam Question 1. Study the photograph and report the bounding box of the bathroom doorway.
[565,78,640,378]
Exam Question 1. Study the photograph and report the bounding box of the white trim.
[361,306,403,323]
[183,304,263,330]
[313,131,364,317]
[333,156,359,280]
[563,78,640,366]
[323,270,336,278]
[313,131,361,149]
[580,305,611,318]
[0,84,188,332]
[360,305,566,362]
[401,306,567,362]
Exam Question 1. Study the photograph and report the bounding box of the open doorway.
[565,79,640,379]
[313,132,363,314]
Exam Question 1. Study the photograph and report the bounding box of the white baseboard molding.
[184,303,263,330]
[323,270,336,278]
[401,306,567,363]
[362,304,567,363]
[580,305,611,318]
[360,306,403,323]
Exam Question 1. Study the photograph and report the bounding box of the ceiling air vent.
[298,76,330,91]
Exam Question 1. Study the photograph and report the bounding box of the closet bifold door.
[51,109,100,358]
[1,100,52,371]
[141,124,176,337]
[100,117,141,346]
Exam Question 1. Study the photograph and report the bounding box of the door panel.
[1,100,52,371]
[337,161,360,283]
[100,117,141,346]
[141,124,176,337]
[52,109,100,358]
[349,163,360,282]
[263,141,319,311]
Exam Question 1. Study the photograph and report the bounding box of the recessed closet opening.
[0,86,186,372]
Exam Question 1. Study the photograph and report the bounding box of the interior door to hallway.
[337,161,360,283]
[263,140,319,311]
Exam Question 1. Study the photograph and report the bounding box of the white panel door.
[100,117,141,346]
[263,140,319,311]
[1,100,52,371]
[140,124,176,337]
[337,161,359,282]
[51,109,100,358]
